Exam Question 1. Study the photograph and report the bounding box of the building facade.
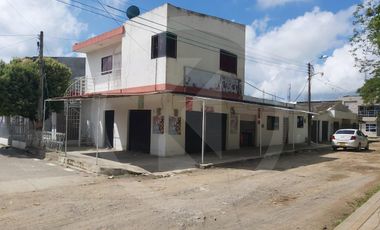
[58,3,309,156]
[341,95,380,137]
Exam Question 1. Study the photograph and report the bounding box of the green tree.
[0,58,71,120]
[352,1,380,103]
[44,58,72,113]
[351,1,380,73]
[0,59,39,119]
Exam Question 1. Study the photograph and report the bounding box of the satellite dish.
[126,5,140,19]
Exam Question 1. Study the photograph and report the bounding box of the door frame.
[128,110,151,153]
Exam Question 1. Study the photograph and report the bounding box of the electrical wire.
[104,1,307,68]
[55,0,308,74]
[105,3,307,70]
[0,38,36,52]
[55,0,310,99]
[294,80,308,102]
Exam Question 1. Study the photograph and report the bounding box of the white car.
[331,129,369,151]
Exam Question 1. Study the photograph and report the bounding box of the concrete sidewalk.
[49,143,330,176]
[335,190,380,230]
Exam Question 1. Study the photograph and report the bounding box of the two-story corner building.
[341,95,380,137]
[60,3,309,157]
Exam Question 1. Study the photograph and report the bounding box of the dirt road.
[1,143,380,230]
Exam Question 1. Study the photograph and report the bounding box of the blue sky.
[0,0,364,100]
[81,0,360,41]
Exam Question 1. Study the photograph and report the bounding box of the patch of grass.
[334,183,380,226]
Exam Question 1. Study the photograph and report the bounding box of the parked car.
[331,129,369,151]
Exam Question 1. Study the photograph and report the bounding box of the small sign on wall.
[169,116,181,135]
[230,115,238,134]
[153,111,164,134]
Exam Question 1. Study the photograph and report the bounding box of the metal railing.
[42,131,66,152]
[64,69,122,97]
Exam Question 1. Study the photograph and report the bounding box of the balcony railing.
[65,69,121,97]
[184,67,242,96]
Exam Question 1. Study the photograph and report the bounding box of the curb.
[335,191,380,230]
[198,145,330,169]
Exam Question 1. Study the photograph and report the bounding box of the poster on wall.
[153,115,164,134]
[169,116,181,135]
[230,115,238,134]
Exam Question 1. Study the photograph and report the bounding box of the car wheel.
[365,143,369,150]
[332,147,337,151]
[356,143,361,152]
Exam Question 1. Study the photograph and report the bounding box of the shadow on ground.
[0,146,45,159]
[83,146,337,173]
[0,146,30,158]
[216,149,339,171]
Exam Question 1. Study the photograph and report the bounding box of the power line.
[294,80,308,102]
[55,0,309,99]
[5,0,39,32]
[105,1,306,68]
[314,77,346,92]
[105,3,307,70]
[96,0,122,26]
[0,38,36,52]
[55,0,307,74]
[245,81,286,101]
[0,34,36,37]
[58,0,307,72]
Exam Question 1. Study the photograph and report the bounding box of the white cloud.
[257,0,309,9]
[0,0,87,62]
[313,44,363,96]
[245,6,363,101]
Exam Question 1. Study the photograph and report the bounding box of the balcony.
[65,69,121,97]
[183,67,242,97]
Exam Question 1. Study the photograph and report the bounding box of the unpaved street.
[1,143,380,230]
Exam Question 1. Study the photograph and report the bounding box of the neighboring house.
[27,56,86,79]
[50,3,310,156]
[341,95,380,137]
[297,101,358,143]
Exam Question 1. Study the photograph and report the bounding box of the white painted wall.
[85,43,122,92]
[166,4,245,91]
[83,4,245,95]
[81,93,309,156]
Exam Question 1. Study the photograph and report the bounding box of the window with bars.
[267,116,279,130]
[101,55,112,75]
[297,116,304,128]
[366,123,377,132]
[151,32,177,59]
[220,49,237,74]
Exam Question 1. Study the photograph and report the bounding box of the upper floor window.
[101,55,112,75]
[151,32,177,59]
[220,50,237,74]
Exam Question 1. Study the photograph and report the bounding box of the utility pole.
[307,62,312,146]
[288,83,291,102]
[37,31,44,127]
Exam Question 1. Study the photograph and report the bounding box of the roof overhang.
[45,92,317,114]
[73,26,125,53]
